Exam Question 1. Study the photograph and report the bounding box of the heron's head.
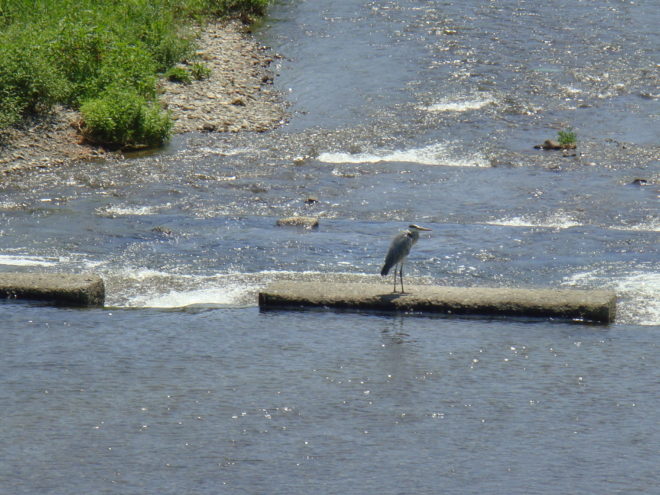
[408,224,432,232]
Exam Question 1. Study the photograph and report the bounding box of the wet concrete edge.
[259,282,617,324]
[0,272,105,307]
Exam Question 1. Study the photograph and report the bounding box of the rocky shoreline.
[0,20,286,177]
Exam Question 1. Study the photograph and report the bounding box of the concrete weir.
[0,272,105,306]
[259,282,617,324]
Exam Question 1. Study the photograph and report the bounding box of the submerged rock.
[152,226,174,236]
[535,139,577,150]
[276,216,319,228]
[292,155,311,166]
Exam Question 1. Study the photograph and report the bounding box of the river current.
[1,0,658,493]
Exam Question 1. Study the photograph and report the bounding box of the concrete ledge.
[259,282,616,324]
[0,272,105,306]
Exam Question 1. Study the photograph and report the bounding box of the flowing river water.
[1,0,659,493]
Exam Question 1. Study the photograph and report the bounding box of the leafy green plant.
[203,0,270,18]
[190,62,212,80]
[47,20,112,105]
[165,66,193,84]
[0,0,271,143]
[557,128,577,147]
[0,43,68,128]
[97,43,158,98]
[132,13,194,71]
[80,87,172,148]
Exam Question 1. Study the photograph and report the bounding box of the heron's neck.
[407,230,420,244]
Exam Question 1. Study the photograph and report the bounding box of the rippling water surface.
[1,0,658,493]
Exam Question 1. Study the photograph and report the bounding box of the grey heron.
[380,224,432,293]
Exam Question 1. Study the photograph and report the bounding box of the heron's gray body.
[381,230,419,276]
[381,224,431,293]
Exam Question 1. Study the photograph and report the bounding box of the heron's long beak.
[409,223,432,231]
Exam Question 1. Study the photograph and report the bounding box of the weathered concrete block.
[0,272,105,306]
[259,282,616,324]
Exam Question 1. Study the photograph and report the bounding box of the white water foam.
[318,143,489,167]
[0,254,59,267]
[181,146,252,159]
[489,215,660,232]
[103,206,156,216]
[95,205,162,217]
[0,201,23,210]
[197,146,251,156]
[421,97,494,113]
[610,218,660,232]
[105,268,262,308]
[115,267,185,281]
[561,86,584,96]
[487,212,581,229]
[563,268,660,326]
[107,269,387,309]
[129,285,249,308]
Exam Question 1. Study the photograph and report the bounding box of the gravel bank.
[162,20,286,134]
[0,20,286,177]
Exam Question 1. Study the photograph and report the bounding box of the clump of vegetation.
[191,62,212,81]
[165,66,193,85]
[203,0,270,21]
[0,0,269,148]
[557,128,577,147]
[80,87,172,149]
[0,43,68,128]
[165,62,211,84]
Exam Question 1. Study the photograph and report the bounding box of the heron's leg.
[399,262,405,294]
[392,264,398,293]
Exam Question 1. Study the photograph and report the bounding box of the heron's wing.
[381,232,412,275]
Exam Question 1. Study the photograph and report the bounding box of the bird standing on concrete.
[381,224,432,293]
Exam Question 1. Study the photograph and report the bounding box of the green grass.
[0,0,269,147]
[165,66,193,85]
[165,63,212,84]
[557,128,577,147]
[190,62,212,81]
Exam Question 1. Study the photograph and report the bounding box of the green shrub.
[80,88,172,148]
[136,16,194,71]
[49,19,158,104]
[97,42,158,98]
[0,94,23,130]
[0,43,68,128]
[0,0,271,141]
[47,20,112,105]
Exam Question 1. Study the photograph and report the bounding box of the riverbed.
[1,0,658,493]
